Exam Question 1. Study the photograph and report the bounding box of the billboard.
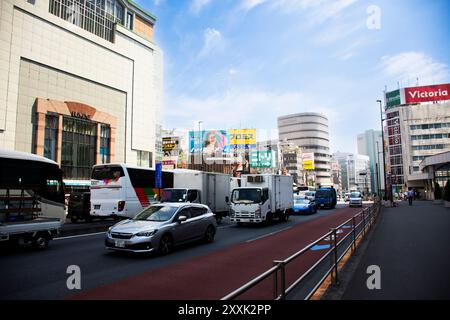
[404,83,450,104]
[229,129,257,148]
[250,151,275,168]
[189,130,230,155]
[302,152,315,170]
[162,137,178,152]
[385,89,403,109]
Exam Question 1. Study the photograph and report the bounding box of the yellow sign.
[229,129,257,147]
[302,152,315,170]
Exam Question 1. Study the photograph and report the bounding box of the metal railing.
[222,201,381,300]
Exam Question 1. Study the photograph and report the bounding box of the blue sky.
[136,0,450,153]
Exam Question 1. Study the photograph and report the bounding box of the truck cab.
[230,187,270,224]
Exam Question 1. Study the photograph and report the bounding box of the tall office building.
[278,112,331,186]
[0,0,163,183]
[333,152,372,194]
[357,130,385,193]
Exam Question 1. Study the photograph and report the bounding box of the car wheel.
[158,234,173,255]
[204,225,216,243]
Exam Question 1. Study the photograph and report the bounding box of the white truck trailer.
[161,170,231,222]
[230,174,294,225]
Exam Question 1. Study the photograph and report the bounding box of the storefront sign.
[162,137,178,152]
[302,152,315,170]
[404,83,450,104]
[70,111,91,120]
[229,129,257,148]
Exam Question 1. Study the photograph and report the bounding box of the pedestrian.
[407,188,414,206]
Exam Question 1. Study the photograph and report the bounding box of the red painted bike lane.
[70,206,367,300]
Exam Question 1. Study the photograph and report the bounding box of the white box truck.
[161,170,231,222]
[230,174,294,225]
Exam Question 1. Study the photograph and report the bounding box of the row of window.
[413,156,426,161]
[411,133,450,140]
[412,144,449,151]
[410,123,450,130]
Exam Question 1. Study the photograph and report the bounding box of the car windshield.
[294,198,310,204]
[133,205,178,222]
[161,189,187,202]
[350,192,361,198]
[232,188,261,204]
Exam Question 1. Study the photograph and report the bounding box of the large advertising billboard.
[189,130,230,155]
[229,129,257,148]
[250,151,275,168]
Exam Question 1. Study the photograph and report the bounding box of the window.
[191,207,207,218]
[100,124,110,164]
[137,150,152,168]
[126,12,133,29]
[44,114,58,161]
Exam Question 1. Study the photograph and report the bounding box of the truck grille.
[235,212,252,218]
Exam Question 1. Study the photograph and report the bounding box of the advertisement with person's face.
[202,130,230,156]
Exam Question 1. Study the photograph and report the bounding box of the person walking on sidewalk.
[407,188,414,206]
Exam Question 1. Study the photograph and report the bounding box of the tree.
[443,180,450,202]
[434,182,442,200]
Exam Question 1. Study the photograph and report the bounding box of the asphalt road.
[0,203,363,299]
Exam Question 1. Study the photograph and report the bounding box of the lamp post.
[377,99,388,200]
[376,140,381,198]
[198,121,203,171]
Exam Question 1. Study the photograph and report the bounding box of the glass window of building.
[126,12,133,29]
[137,151,152,168]
[100,124,111,164]
[44,114,59,161]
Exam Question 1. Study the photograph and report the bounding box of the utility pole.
[377,100,388,200]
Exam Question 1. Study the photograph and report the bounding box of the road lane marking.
[55,232,106,240]
[311,244,331,251]
[245,226,292,243]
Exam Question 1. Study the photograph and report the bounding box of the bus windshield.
[315,190,331,199]
[231,188,261,204]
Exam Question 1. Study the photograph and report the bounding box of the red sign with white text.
[404,83,450,104]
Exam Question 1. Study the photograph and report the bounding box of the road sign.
[250,151,274,168]
[155,163,162,189]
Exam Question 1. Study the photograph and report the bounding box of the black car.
[67,192,91,223]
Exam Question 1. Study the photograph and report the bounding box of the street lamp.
[198,121,203,171]
[377,99,388,200]
[376,140,382,198]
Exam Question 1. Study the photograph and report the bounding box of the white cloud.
[380,52,450,86]
[190,0,212,14]
[198,28,223,58]
[240,0,269,11]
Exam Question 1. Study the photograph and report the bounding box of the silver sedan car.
[105,203,217,254]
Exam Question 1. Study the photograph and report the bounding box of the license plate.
[320,204,324,207]
[115,240,125,248]
[94,205,101,209]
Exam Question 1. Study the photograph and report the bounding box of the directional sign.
[250,151,275,168]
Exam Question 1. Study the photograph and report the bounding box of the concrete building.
[278,112,331,187]
[384,83,450,195]
[419,151,450,200]
[357,129,385,193]
[0,0,163,181]
[333,152,371,194]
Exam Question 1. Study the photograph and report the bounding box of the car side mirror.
[177,215,187,223]
[225,196,229,203]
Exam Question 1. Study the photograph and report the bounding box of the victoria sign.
[405,83,450,104]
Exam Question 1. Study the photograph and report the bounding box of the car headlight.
[136,230,158,237]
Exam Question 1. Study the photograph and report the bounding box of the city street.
[0,203,364,300]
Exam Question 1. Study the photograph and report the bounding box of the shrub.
[444,180,450,202]
[434,182,442,200]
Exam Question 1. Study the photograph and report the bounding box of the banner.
[229,129,257,148]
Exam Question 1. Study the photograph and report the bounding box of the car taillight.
[118,201,125,212]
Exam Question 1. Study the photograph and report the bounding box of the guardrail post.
[273,260,286,299]
[352,216,356,253]
[362,209,366,238]
[331,228,339,285]
[272,261,278,299]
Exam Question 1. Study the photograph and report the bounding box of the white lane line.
[54,231,106,240]
[245,226,292,243]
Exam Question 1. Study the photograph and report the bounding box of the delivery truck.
[229,174,294,225]
[161,170,231,223]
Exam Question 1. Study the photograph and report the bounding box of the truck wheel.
[279,213,288,222]
[265,213,273,225]
[70,216,78,223]
[33,233,49,250]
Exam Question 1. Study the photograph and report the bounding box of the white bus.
[0,149,66,223]
[90,163,174,219]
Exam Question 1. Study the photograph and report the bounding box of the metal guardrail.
[221,201,381,300]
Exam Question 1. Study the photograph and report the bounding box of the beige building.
[0,0,163,181]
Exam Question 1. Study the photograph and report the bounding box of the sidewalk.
[342,200,450,300]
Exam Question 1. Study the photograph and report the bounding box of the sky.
[136,0,450,154]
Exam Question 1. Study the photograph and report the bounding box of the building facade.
[278,112,332,187]
[384,83,450,195]
[357,129,385,193]
[0,0,163,182]
[333,152,371,194]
